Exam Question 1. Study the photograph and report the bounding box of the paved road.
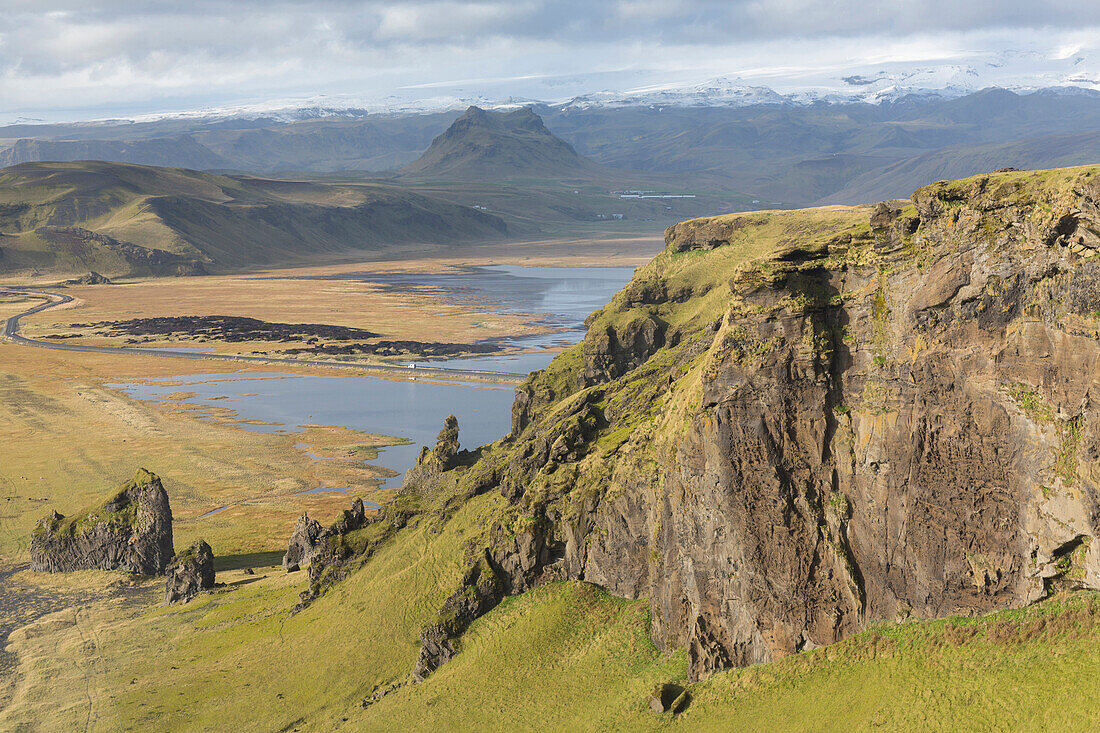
[0,288,527,384]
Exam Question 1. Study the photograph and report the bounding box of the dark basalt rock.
[649,683,690,714]
[417,414,461,473]
[285,498,370,566]
[66,271,111,285]
[86,315,499,358]
[30,468,174,575]
[412,551,505,682]
[284,497,403,610]
[582,313,665,385]
[404,415,477,490]
[283,513,326,571]
[91,315,378,343]
[282,340,498,358]
[164,540,215,605]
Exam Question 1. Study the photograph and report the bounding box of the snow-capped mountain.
[114,94,539,126]
[556,57,1100,111]
[14,50,1100,127]
[561,78,787,110]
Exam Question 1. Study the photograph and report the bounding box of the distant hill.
[0,136,231,170]
[818,129,1100,204]
[401,106,599,179]
[0,113,460,175]
[0,161,506,277]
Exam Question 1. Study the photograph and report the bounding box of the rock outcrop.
[405,415,469,484]
[30,468,174,575]
[283,513,326,572]
[282,497,414,609]
[66,271,112,285]
[411,550,504,681]
[164,540,215,604]
[649,683,689,714]
[401,166,1100,681]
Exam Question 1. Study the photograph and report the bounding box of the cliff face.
[406,166,1100,681]
[644,175,1100,675]
[30,468,174,575]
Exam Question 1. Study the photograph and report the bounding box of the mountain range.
[4,86,1100,209]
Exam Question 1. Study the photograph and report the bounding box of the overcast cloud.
[2,1,1100,121]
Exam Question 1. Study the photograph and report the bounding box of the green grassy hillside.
[0,161,507,277]
[4,486,1096,731]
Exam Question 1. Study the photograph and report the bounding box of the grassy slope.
[363,582,687,731]
[5,518,1097,731]
[682,592,1100,731]
[369,589,1100,731]
[2,492,492,730]
[0,161,506,277]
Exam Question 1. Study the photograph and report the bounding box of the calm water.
[109,265,633,493]
[108,372,516,490]
[323,264,635,373]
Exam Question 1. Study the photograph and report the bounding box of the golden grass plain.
[15,235,661,357]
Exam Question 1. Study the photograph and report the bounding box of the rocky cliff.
[283,495,423,609]
[30,468,174,575]
[401,165,1100,681]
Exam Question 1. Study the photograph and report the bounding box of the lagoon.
[109,264,633,492]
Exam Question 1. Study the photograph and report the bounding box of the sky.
[2,1,1100,122]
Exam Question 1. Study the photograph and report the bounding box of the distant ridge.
[0,160,507,277]
[401,106,598,179]
[4,88,1100,206]
[818,129,1100,204]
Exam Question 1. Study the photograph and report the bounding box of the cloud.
[2,1,1100,120]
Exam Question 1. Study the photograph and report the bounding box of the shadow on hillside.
[214,550,284,571]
